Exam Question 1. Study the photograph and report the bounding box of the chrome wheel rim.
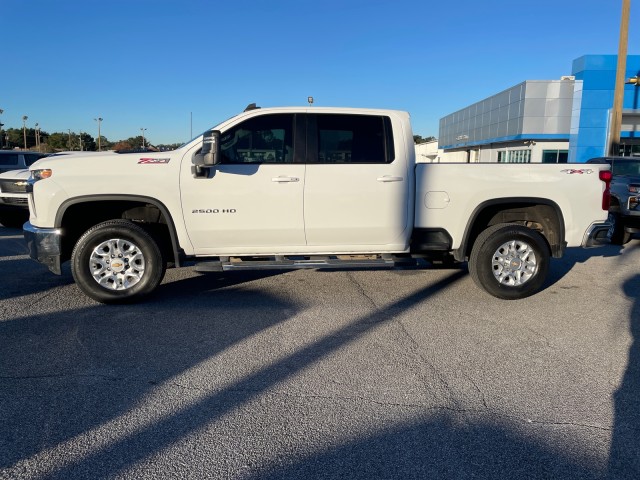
[89,238,145,290]
[491,240,537,286]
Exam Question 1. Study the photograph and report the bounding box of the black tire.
[607,212,631,245]
[0,210,29,229]
[71,220,166,304]
[468,224,550,300]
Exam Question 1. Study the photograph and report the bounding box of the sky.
[1,0,640,145]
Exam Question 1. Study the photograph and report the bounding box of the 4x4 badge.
[560,169,594,174]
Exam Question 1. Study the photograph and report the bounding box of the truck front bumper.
[23,222,62,275]
[582,221,612,248]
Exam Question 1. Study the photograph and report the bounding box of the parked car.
[0,150,48,174]
[0,168,30,228]
[0,152,89,228]
[586,156,640,244]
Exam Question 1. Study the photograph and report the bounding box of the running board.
[195,255,416,273]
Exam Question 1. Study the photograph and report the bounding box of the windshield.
[178,113,241,149]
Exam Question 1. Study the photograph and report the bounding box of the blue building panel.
[576,127,608,146]
[578,109,609,128]
[578,71,616,90]
[580,90,614,109]
[623,85,640,109]
[572,55,619,73]
[570,54,640,162]
[572,145,604,163]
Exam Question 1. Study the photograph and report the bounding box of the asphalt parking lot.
[1,225,639,479]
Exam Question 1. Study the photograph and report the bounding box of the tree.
[156,143,182,151]
[47,132,70,151]
[4,128,26,149]
[79,132,96,151]
[112,141,133,151]
[95,136,113,151]
[413,135,436,144]
[125,136,147,149]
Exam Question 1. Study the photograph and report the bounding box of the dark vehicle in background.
[587,156,640,244]
[0,151,48,174]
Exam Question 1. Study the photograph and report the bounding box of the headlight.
[30,169,53,181]
[629,184,640,194]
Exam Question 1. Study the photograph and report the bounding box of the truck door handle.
[377,175,403,182]
[272,176,300,183]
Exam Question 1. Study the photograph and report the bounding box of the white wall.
[415,141,466,163]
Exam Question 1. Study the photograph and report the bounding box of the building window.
[542,150,568,163]
[498,149,531,163]
[617,143,640,157]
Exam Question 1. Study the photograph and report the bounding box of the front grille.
[0,197,28,206]
[0,179,29,194]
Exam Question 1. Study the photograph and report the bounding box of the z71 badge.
[138,158,170,164]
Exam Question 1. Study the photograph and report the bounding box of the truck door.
[303,113,410,248]
[180,113,306,251]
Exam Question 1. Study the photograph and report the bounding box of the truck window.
[315,114,394,164]
[0,154,20,166]
[220,114,294,164]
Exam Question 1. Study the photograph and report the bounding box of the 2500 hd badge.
[192,209,237,214]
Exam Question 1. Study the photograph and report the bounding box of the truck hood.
[0,168,30,180]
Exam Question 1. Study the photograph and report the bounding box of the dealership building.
[436,55,640,163]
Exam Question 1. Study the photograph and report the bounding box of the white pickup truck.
[24,106,612,303]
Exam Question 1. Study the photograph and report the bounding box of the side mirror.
[193,130,221,177]
[202,129,221,165]
[193,130,221,166]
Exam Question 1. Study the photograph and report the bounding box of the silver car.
[0,168,30,228]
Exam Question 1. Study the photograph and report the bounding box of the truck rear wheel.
[71,220,166,303]
[607,212,631,245]
[468,224,549,300]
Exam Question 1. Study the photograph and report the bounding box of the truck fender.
[453,197,565,262]
[54,194,183,267]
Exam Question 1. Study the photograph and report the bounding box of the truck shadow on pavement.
[2,267,633,479]
[608,272,640,477]
[543,243,628,292]
[0,227,77,300]
[0,272,301,474]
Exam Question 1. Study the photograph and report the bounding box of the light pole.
[140,127,147,148]
[610,0,631,156]
[35,123,40,152]
[22,116,28,150]
[0,108,4,149]
[94,117,103,151]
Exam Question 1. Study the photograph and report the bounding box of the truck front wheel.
[468,224,550,300]
[71,220,166,303]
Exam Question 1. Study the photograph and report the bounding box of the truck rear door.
[303,113,410,248]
